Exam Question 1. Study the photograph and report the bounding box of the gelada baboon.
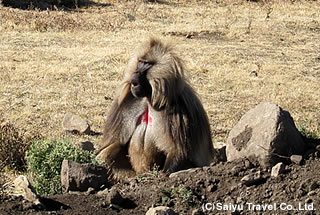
[97,37,216,180]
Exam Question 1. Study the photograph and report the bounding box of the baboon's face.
[130,59,153,98]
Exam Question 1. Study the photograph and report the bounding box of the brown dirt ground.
[1,152,320,215]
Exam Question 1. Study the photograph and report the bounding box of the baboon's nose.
[131,82,139,87]
[131,78,140,87]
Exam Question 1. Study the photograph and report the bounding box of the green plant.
[136,165,161,182]
[160,188,171,203]
[297,121,320,139]
[0,122,29,171]
[171,185,193,203]
[160,185,194,203]
[26,139,97,195]
[299,127,320,139]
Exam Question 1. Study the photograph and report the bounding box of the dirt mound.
[1,155,319,215]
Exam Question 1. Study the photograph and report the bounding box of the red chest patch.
[137,107,152,125]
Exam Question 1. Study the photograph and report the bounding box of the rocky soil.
[1,152,320,215]
[1,104,320,215]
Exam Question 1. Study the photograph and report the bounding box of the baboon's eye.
[137,59,153,74]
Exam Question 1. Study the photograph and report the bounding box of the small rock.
[290,155,303,165]
[107,188,124,205]
[86,187,96,195]
[230,164,243,176]
[250,71,258,77]
[308,191,316,196]
[129,178,138,189]
[61,160,108,193]
[97,188,109,196]
[169,168,198,178]
[202,166,210,171]
[192,209,205,215]
[305,198,313,203]
[316,145,320,151]
[244,159,253,169]
[13,175,43,208]
[240,171,264,186]
[207,184,217,192]
[186,34,193,39]
[146,206,177,215]
[62,112,90,134]
[271,162,285,177]
[214,142,227,162]
[310,182,318,191]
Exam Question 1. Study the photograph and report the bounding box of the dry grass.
[0,121,27,171]
[0,0,319,149]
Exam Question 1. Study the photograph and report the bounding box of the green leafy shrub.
[0,122,30,171]
[26,139,97,195]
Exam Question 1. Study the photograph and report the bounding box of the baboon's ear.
[118,82,131,105]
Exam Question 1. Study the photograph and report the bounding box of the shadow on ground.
[1,0,111,10]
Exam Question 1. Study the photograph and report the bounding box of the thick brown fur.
[97,38,216,181]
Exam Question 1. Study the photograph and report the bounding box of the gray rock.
[61,160,108,193]
[86,187,96,195]
[214,142,227,162]
[13,175,43,208]
[62,112,90,134]
[169,168,198,178]
[146,206,177,215]
[97,188,109,196]
[290,155,303,165]
[98,188,129,209]
[226,102,305,167]
[271,162,285,177]
[240,171,264,186]
[107,188,124,205]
